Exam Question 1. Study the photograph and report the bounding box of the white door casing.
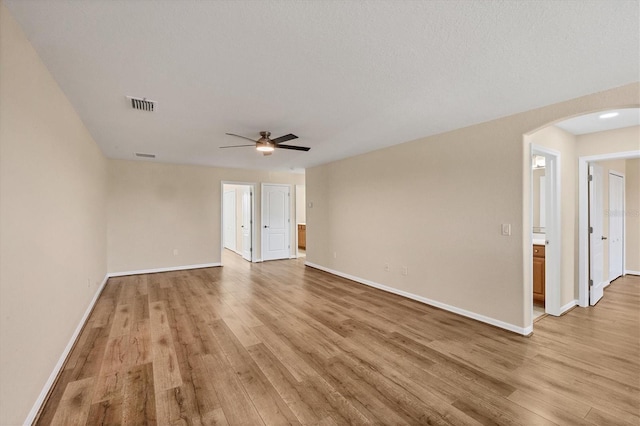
[223,190,236,251]
[262,184,291,261]
[242,188,252,261]
[589,164,605,305]
[608,173,624,281]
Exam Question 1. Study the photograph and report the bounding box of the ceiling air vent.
[127,96,155,112]
[135,152,156,159]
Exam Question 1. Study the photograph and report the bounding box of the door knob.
[602,236,607,240]
[264,225,269,229]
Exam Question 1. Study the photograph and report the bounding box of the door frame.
[608,171,625,282]
[261,183,293,261]
[221,181,257,264]
[578,151,639,306]
[530,145,562,319]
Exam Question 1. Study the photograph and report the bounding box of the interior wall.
[296,185,306,225]
[0,4,108,425]
[107,159,304,273]
[307,83,639,331]
[625,158,640,273]
[528,126,578,305]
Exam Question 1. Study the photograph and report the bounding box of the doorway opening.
[529,145,562,324]
[295,184,306,258]
[579,152,638,306]
[221,182,255,263]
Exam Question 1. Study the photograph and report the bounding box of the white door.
[262,184,290,261]
[589,164,605,305]
[242,188,252,261]
[223,190,236,251]
[609,173,624,281]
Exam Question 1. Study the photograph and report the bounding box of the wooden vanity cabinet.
[533,244,545,304]
[298,224,306,249]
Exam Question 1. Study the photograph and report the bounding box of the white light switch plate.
[501,224,511,236]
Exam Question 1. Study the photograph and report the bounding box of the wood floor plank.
[35,254,640,425]
[50,377,95,426]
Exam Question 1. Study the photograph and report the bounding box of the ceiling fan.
[220,131,310,156]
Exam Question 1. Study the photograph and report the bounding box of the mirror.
[532,155,546,233]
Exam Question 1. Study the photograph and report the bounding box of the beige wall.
[107,160,304,273]
[625,159,640,273]
[307,83,639,331]
[0,4,108,425]
[529,125,577,304]
[576,125,640,157]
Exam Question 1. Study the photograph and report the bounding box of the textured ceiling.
[5,0,639,173]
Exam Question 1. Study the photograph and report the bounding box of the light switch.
[501,224,511,236]
[308,202,313,208]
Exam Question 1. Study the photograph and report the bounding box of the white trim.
[559,299,578,315]
[305,262,532,336]
[578,150,640,307]
[603,280,612,288]
[625,270,640,276]
[24,274,109,425]
[108,263,221,277]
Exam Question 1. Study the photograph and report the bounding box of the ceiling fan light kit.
[221,131,310,155]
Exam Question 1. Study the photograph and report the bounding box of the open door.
[262,184,291,261]
[241,187,252,261]
[589,164,605,305]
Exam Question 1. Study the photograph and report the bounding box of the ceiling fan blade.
[274,144,310,151]
[225,133,258,143]
[272,133,298,144]
[219,144,255,148]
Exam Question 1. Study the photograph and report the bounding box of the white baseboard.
[625,269,640,276]
[304,262,531,336]
[24,273,109,425]
[603,280,612,288]
[107,262,221,277]
[559,299,578,315]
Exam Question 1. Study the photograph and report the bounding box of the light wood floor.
[36,253,640,425]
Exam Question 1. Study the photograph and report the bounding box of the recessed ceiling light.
[599,112,619,119]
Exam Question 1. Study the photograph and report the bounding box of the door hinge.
[589,226,593,233]
[250,247,252,252]
[589,279,593,287]
[588,175,593,182]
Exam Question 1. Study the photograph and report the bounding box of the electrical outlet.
[173,248,179,256]
[333,252,337,259]
[87,278,91,288]
[402,266,408,276]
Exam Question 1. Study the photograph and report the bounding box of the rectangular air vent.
[135,152,156,159]
[127,96,155,112]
